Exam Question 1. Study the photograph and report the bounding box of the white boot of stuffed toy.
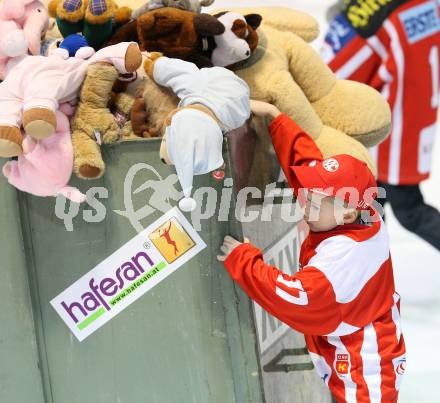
[160,133,197,212]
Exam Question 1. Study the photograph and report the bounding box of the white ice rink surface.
[393,153,440,403]
[208,1,440,401]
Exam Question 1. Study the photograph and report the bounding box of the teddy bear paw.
[78,164,103,179]
[23,108,57,140]
[0,126,23,158]
[143,52,163,79]
[144,127,160,138]
[149,52,163,61]
[114,6,133,24]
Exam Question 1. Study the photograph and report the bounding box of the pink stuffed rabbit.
[0,0,36,21]
[0,0,49,80]
[2,108,86,203]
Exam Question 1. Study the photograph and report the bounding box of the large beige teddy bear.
[211,7,392,175]
[131,7,390,180]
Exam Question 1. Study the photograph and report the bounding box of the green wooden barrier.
[0,174,45,403]
[0,138,264,403]
[1,132,332,402]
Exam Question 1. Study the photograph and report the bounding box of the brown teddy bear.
[71,61,140,180]
[131,85,179,139]
[129,52,179,139]
[107,7,225,67]
[107,7,262,69]
[108,7,261,68]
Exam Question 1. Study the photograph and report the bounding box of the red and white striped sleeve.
[322,13,387,90]
[223,220,395,337]
[268,114,324,193]
[224,243,341,336]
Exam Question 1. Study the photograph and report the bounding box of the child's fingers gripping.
[217,254,226,262]
[224,235,243,248]
[220,245,230,255]
[219,235,250,263]
[219,236,237,262]
[223,240,235,249]
[223,235,250,249]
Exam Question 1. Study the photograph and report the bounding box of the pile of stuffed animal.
[0,0,391,210]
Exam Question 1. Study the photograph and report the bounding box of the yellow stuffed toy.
[211,7,392,175]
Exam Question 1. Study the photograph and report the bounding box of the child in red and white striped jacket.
[218,101,406,403]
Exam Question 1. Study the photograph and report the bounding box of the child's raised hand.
[250,100,281,119]
[217,235,250,262]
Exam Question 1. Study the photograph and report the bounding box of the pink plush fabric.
[2,110,86,203]
[0,20,26,80]
[0,0,49,80]
[0,1,36,21]
[0,42,137,127]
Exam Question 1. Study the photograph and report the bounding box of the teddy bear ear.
[194,13,225,36]
[244,14,262,30]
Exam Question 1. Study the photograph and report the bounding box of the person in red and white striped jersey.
[322,0,440,250]
[218,101,406,403]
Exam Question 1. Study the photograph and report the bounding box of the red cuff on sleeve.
[269,113,304,136]
[224,242,258,269]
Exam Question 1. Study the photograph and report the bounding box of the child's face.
[303,191,359,232]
